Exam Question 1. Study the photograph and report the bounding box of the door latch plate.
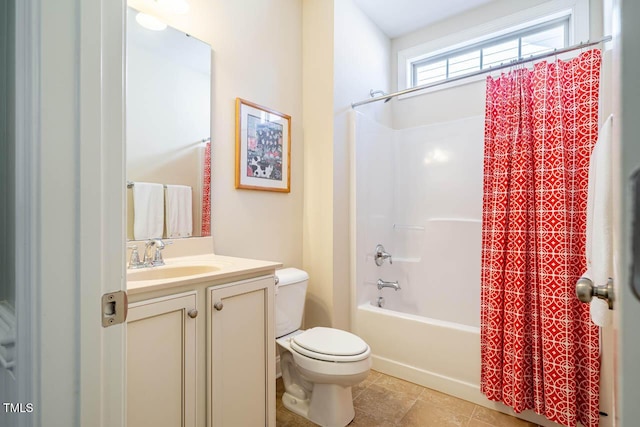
[102,290,128,327]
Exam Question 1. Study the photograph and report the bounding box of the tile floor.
[276,370,540,427]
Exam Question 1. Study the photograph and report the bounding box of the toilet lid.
[291,327,369,361]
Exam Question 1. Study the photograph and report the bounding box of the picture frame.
[235,98,291,192]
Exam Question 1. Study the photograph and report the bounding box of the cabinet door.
[208,276,275,427]
[127,291,197,427]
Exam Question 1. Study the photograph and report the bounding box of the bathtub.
[354,302,562,427]
[355,302,480,395]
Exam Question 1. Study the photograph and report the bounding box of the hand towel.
[165,184,193,238]
[132,182,164,240]
[584,114,613,327]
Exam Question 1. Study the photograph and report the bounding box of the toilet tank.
[275,268,309,338]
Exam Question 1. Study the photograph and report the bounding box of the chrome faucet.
[144,239,167,267]
[374,244,393,266]
[128,245,144,269]
[377,279,400,291]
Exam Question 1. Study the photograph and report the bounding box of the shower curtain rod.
[351,35,612,108]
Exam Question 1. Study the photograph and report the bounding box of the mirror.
[126,7,211,239]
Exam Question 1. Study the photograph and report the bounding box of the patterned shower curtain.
[480,50,602,427]
[201,140,211,237]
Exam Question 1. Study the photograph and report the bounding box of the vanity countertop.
[127,254,282,295]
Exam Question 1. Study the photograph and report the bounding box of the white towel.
[165,185,193,238]
[133,182,165,240]
[583,115,614,327]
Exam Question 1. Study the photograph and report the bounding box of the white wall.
[394,117,484,326]
[390,0,544,128]
[332,0,391,329]
[354,112,484,327]
[128,0,304,268]
[302,0,335,328]
[390,0,602,129]
[354,112,395,311]
[300,0,391,329]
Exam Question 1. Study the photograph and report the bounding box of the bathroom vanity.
[126,253,281,427]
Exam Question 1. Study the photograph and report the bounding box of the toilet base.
[282,384,355,427]
[282,391,310,419]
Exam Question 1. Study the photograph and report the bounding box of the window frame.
[410,17,570,88]
[396,0,589,98]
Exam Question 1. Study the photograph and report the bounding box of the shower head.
[369,89,392,103]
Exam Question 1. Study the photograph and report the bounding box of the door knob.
[576,277,614,309]
[213,301,223,311]
[187,309,198,318]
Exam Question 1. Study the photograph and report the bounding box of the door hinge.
[102,290,128,327]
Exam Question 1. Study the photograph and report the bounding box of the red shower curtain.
[480,50,601,427]
[201,141,211,237]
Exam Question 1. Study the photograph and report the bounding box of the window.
[411,17,569,87]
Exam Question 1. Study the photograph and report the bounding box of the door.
[208,276,275,427]
[10,0,127,425]
[128,292,197,427]
[614,0,640,425]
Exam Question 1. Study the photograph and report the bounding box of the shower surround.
[351,111,562,427]
[353,112,484,327]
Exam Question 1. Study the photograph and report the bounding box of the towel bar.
[127,181,168,189]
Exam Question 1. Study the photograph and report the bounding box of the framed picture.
[235,98,291,192]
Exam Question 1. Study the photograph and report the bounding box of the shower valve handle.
[374,244,393,266]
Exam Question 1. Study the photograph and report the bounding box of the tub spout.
[377,279,400,291]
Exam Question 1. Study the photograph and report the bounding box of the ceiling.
[352,0,496,39]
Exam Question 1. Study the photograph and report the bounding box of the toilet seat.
[290,327,370,362]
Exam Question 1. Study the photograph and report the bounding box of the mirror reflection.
[126,7,211,240]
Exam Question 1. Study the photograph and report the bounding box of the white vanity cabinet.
[126,263,278,427]
[207,275,276,427]
[127,291,198,427]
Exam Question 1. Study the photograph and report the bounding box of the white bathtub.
[355,302,480,393]
[354,302,562,427]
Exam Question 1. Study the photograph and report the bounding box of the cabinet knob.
[213,301,223,311]
[187,309,198,319]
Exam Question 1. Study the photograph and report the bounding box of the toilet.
[275,268,371,427]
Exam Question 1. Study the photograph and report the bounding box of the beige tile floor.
[276,370,540,427]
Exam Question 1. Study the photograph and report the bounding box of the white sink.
[127,264,220,282]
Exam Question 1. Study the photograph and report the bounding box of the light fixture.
[154,0,190,14]
[135,12,167,31]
